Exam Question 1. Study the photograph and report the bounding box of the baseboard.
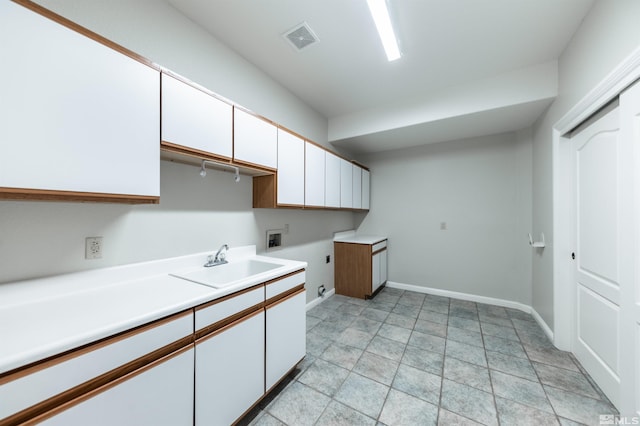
[306,288,335,311]
[386,281,554,341]
[530,307,554,342]
[386,281,531,312]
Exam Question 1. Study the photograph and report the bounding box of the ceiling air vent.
[283,22,318,51]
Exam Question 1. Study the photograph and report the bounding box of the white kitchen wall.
[0,0,354,303]
[0,162,353,302]
[531,0,640,329]
[356,131,533,305]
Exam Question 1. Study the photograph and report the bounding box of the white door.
[265,290,306,391]
[619,80,640,416]
[42,348,194,426]
[325,152,341,208]
[277,129,305,206]
[196,311,265,426]
[352,165,362,209]
[305,142,326,207]
[340,159,353,208]
[571,104,628,408]
[362,169,371,210]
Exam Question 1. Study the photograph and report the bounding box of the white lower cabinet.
[1,271,306,426]
[42,347,194,426]
[195,311,265,426]
[372,249,388,293]
[266,289,306,390]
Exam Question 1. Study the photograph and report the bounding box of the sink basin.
[171,259,282,288]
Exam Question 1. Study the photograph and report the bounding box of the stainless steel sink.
[171,259,282,288]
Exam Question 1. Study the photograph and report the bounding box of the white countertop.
[0,246,306,375]
[334,235,387,245]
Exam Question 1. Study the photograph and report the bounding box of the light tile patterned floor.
[242,288,617,426]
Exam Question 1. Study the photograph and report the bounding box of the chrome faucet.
[204,244,229,267]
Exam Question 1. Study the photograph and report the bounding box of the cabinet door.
[340,159,353,208]
[372,252,381,293]
[277,129,305,205]
[41,348,194,426]
[371,249,387,294]
[362,169,371,210]
[233,108,277,169]
[352,165,363,209]
[325,151,341,208]
[305,142,326,207]
[266,290,306,391]
[0,2,159,198]
[162,73,232,159]
[196,311,265,426]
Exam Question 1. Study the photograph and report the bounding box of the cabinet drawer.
[0,311,193,421]
[372,240,387,253]
[39,346,194,426]
[195,285,264,331]
[265,271,305,300]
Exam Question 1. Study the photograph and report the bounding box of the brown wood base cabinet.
[334,237,388,299]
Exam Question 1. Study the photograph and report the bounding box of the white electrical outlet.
[85,237,103,259]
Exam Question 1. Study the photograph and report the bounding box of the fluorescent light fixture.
[367,0,401,61]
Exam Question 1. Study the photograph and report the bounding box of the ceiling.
[168,0,595,154]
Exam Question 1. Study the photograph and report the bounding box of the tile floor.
[242,287,617,426]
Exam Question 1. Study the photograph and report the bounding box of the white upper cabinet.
[340,159,353,208]
[277,129,305,206]
[161,73,232,159]
[0,2,159,199]
[352,165,362,209]
[233,108,278,170]
[325,151,341,208]
[305,142,325,207]
[362,169,370,210]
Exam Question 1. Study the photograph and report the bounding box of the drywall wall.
[0,0,354,303]
[0,161,353,303]
[531,0,640,329]
[356,131,533,305]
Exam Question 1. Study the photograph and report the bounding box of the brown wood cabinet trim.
[233,105,279,127]
[265,286,305,309]
[195,307,264,344]
[195,303,264,340]
[161,70,234,106]
[0,188,159,205]
[11,0,159,71]
[372,247,387,256]
[160,141,233,164]
[233,159,276,174]
[264,269,305,287]
[276,124,363,168]
[1,337,194,426]
[18,343,194,426]
[0,310,192,385]
[351,160,370,171]
[276,203,305,209]
[194,283,264,312]
[253,174,277,208]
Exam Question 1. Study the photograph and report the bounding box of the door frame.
[553,45,640,351]
[553,46,640,414]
